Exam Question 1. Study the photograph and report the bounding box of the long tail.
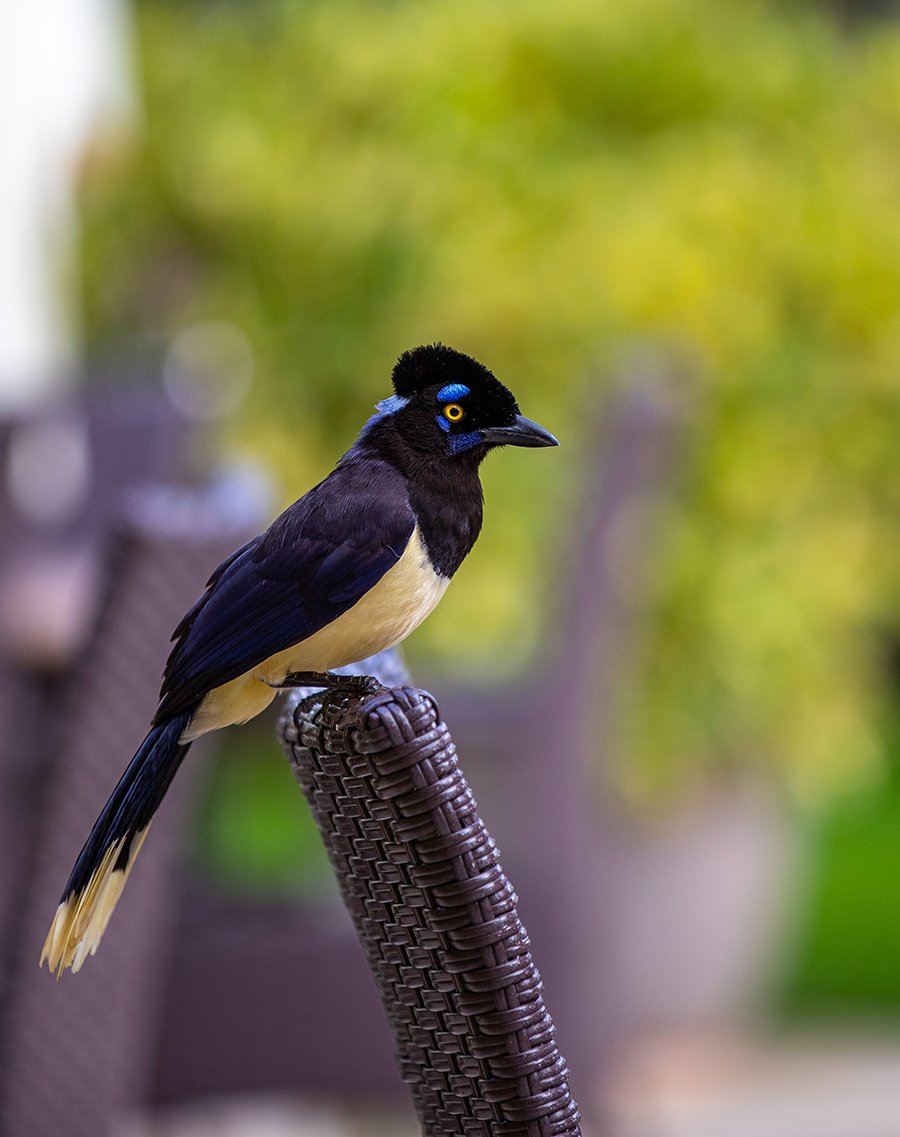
[41,706,196,976]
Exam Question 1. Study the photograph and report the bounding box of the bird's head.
[366,344,558,463]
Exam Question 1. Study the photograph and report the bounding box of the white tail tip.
[40,827,150,976]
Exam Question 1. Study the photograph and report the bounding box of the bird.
[41,343,558,975]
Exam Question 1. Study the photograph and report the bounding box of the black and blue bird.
[42,343,557,974]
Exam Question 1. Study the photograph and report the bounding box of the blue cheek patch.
[437,416,451,432]
[436,383,470,403]
[448,430,485,455]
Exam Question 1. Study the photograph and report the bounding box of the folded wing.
[154,457,414,722]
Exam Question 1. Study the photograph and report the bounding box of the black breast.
[406,465,484,579]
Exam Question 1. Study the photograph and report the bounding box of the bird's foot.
[283,671,384,726]
[276,670,383,697]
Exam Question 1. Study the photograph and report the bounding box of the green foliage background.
[81,0,900,802]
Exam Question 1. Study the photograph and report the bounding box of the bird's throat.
[355,428,485,580]
[407,464,484,579]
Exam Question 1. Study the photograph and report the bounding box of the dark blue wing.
[154,455,414,722]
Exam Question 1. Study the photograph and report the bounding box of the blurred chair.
[0,388,193,998]
[0,392,261,1137]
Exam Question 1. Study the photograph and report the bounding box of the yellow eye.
[444,403,465,423]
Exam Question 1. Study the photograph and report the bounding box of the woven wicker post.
[278,682,582,1137]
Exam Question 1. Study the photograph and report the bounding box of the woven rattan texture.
[280,686,581,1137]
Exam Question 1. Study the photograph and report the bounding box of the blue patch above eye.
[436,383,470,403]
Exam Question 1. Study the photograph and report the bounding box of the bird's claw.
[278,670,382,697]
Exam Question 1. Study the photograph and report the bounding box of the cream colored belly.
[182,527,448,741]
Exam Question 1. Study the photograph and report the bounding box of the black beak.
[481,414,559,449]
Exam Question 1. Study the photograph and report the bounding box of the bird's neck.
[404,452,485,579]
[351,428,485,579]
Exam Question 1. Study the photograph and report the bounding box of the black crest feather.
[392,343,497,398]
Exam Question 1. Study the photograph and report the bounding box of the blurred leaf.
[193,715,333,896]
[79,0,900,806]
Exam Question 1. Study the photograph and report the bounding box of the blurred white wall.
[0,0,135,408]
